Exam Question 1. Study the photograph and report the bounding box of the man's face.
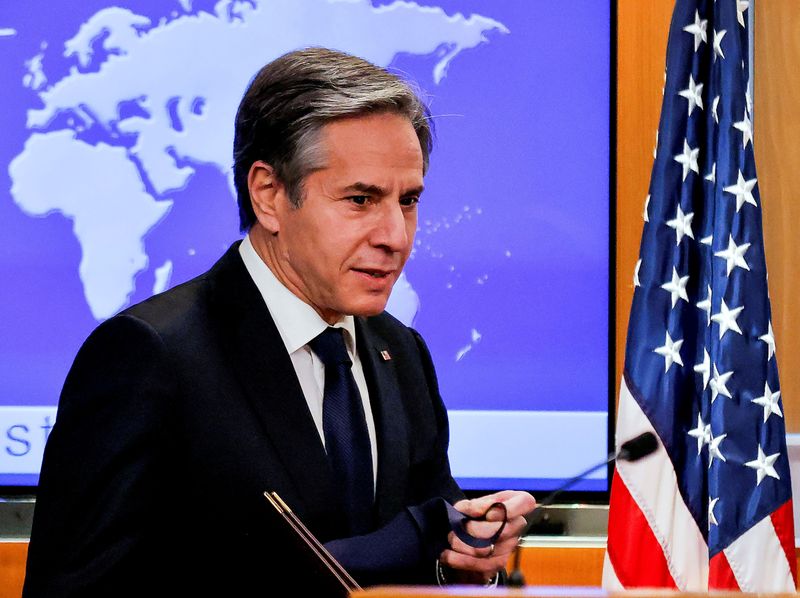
[257,112,424,323]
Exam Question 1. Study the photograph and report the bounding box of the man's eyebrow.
[404,185,425,197]
[343,182,425,197]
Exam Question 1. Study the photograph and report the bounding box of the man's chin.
[347,295,391,318]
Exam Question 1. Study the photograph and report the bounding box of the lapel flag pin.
[380,350,391,361]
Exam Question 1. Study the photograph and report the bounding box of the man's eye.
[400,196,419,207]
[348,195,369,206]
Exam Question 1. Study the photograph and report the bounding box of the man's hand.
[439,490,536,582]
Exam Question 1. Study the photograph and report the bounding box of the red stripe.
[709,551,739,590]
[607,471,678,588]
[770,499,797,587]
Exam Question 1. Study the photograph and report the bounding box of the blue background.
[0,0,610,489]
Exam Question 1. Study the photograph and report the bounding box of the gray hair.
[232,47,433,231]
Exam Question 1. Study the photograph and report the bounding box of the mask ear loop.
[447,501,508,549]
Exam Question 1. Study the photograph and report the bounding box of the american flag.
[603,0,796,591]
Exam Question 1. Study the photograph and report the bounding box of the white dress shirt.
[238,235,378,487]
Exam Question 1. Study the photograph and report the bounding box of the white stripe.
[448,410,607,479]
[723,515,794,592]
[0,406,57,474]
[615,378,709,590]
[602,550,624,590]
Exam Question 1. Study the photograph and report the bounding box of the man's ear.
[247,161,283,234]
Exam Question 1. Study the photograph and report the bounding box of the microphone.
[616,430,658,462]
[505,432,658,588]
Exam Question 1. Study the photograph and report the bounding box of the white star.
[661,267,690,308]
[700,235,713,246]
[688,414,711,454]
[745,86,753,115]
[665,205,695,245]
[723,170,758,212]
[759,321,776,360]
[643,194,650,222]
[737,1,750,28]
[733,110,753,149]
[745,445,780,486]
[710,364,733,403]
[654,331,684,373]
[678,75,704,116]
[634,258,642,287]
[708,433,727,467]
[712,95,720,124]
[714,234,751,276]
[697,285,712,325]
[674,140,700,181]
[709,497,720,527]
[711,299,744,339]
[752,381,783,422]
[713,29,726,60]
[704,163,716,184]
[693,348,711,390]
[684,10,708,51]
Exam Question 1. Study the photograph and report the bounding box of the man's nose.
[371,201,412,251]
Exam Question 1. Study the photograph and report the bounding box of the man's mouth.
[353,268,393,279]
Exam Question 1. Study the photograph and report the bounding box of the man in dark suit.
[24,47,534,596]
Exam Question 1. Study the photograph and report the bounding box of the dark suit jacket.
[24,243,463,597]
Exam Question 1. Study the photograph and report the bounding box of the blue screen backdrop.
[0,0,610,490]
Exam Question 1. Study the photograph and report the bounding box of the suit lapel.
[207,245,338,529]
[356,318,410,526]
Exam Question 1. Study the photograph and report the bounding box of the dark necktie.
[308,327,374,535]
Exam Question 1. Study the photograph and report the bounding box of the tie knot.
[308,327,352,367]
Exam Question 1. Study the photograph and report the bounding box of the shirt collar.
[239,234,357,356]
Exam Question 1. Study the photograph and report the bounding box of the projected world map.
[0,0,610,489]
[10,0,505,321]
